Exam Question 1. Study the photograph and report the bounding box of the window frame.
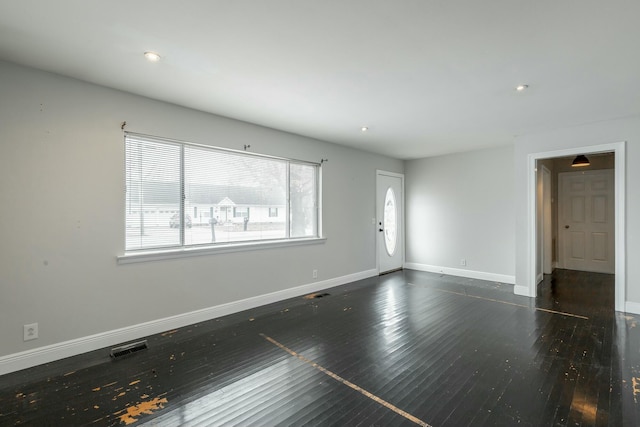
[119,132,324,263]
[233,207,249,218]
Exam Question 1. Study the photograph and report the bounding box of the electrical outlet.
[24,323,38,341]
[460,259,467,266]
[312,269,318,279]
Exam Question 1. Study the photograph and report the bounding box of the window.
[233,207,249,218]
[125,133,320,252]
[383,187,397,256]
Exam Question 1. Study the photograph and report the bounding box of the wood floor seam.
[259,333,432,427]
[407,282,590,320]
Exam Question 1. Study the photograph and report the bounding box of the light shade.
[571,154,590,167]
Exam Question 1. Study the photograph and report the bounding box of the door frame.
[541,165,553,276]
[526,142,626,311]
[376,170,405,274]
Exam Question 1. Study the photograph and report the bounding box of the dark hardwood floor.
[1,269,639,426]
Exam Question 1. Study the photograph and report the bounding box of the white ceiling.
[1,1,639,159]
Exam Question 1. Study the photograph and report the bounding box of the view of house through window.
[125,134,319,251]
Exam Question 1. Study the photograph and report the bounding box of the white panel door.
[559,170,614,273]
[377,171,404,274]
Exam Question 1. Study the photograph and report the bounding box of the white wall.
[404,145,516,283]
[514,117,640,309]
[0,60,402,370]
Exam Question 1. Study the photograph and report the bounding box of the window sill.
[117,237,327,264]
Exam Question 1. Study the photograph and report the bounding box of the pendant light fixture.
[571,154,590,167]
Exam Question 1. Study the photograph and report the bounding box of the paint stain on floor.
[624,316,638,328]
[632,377,640,404]
[118,397,168,425]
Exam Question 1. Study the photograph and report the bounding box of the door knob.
[564,225,570,229]
[379,228,384,232]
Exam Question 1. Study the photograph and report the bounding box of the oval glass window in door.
[383,187,397,256]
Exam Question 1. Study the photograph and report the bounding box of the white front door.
[377,171,404,274]
[559,169,615,273]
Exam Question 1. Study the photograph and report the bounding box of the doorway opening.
[527,142,626,311]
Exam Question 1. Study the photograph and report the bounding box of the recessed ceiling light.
[144,51,161,62]
[516,84,529,92]
[361,127,369,132]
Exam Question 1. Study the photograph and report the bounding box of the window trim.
[117,236,327,264]
[125,132,320,167]
[122,132,323,259]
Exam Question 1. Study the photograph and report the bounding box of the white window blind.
[125,137,181,250]
[125,134,319,252]
[290,163,318,238]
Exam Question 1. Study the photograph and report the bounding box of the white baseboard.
[514,285,535,297]
[404,262,516,285]
[625,301,640,315]
[0,269,378,376]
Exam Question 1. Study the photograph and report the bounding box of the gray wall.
[404,145,516,279]
[3,56,638,366]
[0,60,402,359]
[514,117,640,304]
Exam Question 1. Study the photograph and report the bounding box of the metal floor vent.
[110,340,148,359]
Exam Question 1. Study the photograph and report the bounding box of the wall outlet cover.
[24,323,38,341]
